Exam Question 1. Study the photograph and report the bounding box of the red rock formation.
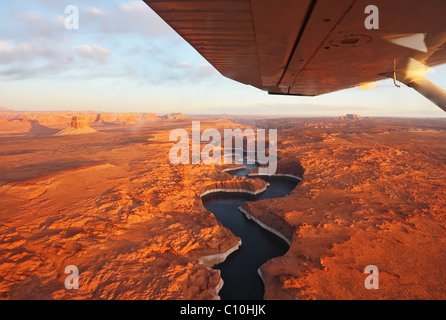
[165,113,185,120]
[239,117,446,299]
[0,115,445,300]
[338,114,364,120]
[55,116,97,136]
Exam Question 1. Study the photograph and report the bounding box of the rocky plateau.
[0,112,445,300]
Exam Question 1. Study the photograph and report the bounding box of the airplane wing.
[143,0,446,111]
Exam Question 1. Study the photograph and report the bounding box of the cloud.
[177,61,192,68]
[85,7,104,16]
[7,9,66,43]
[119,1,146,12]
[77,1,175,37]
[80,6,107,30]
[197,63,217,78]
[0,44,73,80]
[137,58,220,86]
[73,44,110,65]
[0,40,72,68]
[0,41,111,80]
[116,1,177,37]
[0,1,217,84]
[0,40,13,52]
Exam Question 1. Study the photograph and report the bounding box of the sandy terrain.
[0,112,445,299]
[245,117,446,299]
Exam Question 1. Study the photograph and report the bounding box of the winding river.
[202,160,299,300]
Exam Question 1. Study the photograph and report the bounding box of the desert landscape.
[0,110,445,299]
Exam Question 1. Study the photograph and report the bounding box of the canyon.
[0,112,445,299]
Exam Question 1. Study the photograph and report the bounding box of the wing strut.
[402,76,446,112]
[396,58,446,112]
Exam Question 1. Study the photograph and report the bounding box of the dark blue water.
[202,162,299,300]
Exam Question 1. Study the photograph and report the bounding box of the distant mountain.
[338,114,364,120]
[164,113,185,120]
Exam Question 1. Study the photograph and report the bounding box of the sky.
[0,0,445,117]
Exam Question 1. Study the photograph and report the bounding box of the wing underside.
[143,0,446,105]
